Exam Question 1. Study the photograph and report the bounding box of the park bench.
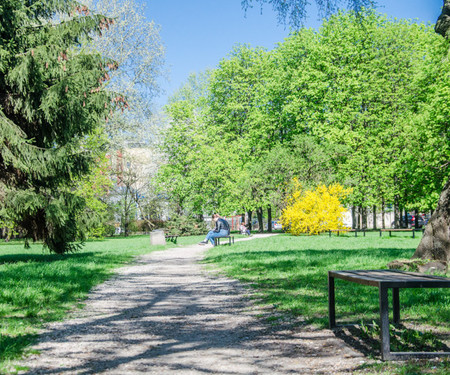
[379,228,423,238]
[328,229,366,237]
[214,235,234,246]
[165,235,178,244]
[328,269,450,361]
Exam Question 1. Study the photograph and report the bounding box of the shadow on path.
[19,242,365,374]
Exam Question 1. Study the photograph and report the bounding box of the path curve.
[18,234,366,374]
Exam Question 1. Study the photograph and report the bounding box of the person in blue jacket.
[199,213,230,246]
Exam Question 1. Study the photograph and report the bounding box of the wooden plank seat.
[379,228,423,238]
[328,229,366,237]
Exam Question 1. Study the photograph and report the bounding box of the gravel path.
[18,235,367,374]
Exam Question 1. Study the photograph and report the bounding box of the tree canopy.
[157,10,448,228]
[0,0,122,253]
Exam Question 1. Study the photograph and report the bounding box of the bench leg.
[328,274,336,329]
[379,286,392,360]
[393,288,400,324]
[412,230,415,239]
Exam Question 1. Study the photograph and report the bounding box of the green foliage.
[0,0,123,253]
[164,214,207,236]
[158,10,449,221]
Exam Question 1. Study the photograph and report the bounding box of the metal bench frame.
[328,269,450,360]
[165,235,178,244]
[214,235,234,246]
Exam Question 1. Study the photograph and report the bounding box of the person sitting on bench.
[199,214,230,246]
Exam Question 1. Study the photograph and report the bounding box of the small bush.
[135,220,166,232]
[281,180,352,235]
[127,220,140,233]
[103,224,116,237]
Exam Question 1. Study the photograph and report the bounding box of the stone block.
[150,229,166,246]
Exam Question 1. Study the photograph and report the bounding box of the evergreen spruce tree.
[0,0,121,253]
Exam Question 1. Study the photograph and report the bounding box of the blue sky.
[146,0,443,108]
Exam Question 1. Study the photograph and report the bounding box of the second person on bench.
[199,213,230,246]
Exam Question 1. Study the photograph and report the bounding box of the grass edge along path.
[204,233,450,375]
[0,234,205,374]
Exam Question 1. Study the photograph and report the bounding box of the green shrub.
[165,215,207,236]
[103,224,116,237]
[127,221,140,233]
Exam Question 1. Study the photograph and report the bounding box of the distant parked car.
[410,214,425,228]
[391,213,426,229]
[273,221,282,230]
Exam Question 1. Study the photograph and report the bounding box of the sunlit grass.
[205,232,450,329]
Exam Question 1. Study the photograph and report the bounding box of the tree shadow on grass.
[204,246,450,349]
[0,252,96,265]
[334,323,450,358]
[0,333,39,362]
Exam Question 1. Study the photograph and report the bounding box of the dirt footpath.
[18,235,367,374]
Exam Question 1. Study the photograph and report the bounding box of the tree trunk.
[362,206,367,229]
[257,207,263,233]
[373,205,377,230]
[436,0,450,38]
[409,3,450,263]
[399,206,404,228]
[351,206,356,229]
[247,210,252,231]
[358,205,363,229]
[267,206,272,233]
[412,179,450,262]
[393,201,398,229]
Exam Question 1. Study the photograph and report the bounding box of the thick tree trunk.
[409,2,450,264]
[436,0,450,38]
[412,179,450,262]
[257,207,263,233]
[247,210,252,231]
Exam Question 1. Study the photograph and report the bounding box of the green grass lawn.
[204,232,450,373]
[1,232,449,374]
[0,234,204,373]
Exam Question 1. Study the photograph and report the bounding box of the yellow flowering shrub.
[281,181,353,235]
